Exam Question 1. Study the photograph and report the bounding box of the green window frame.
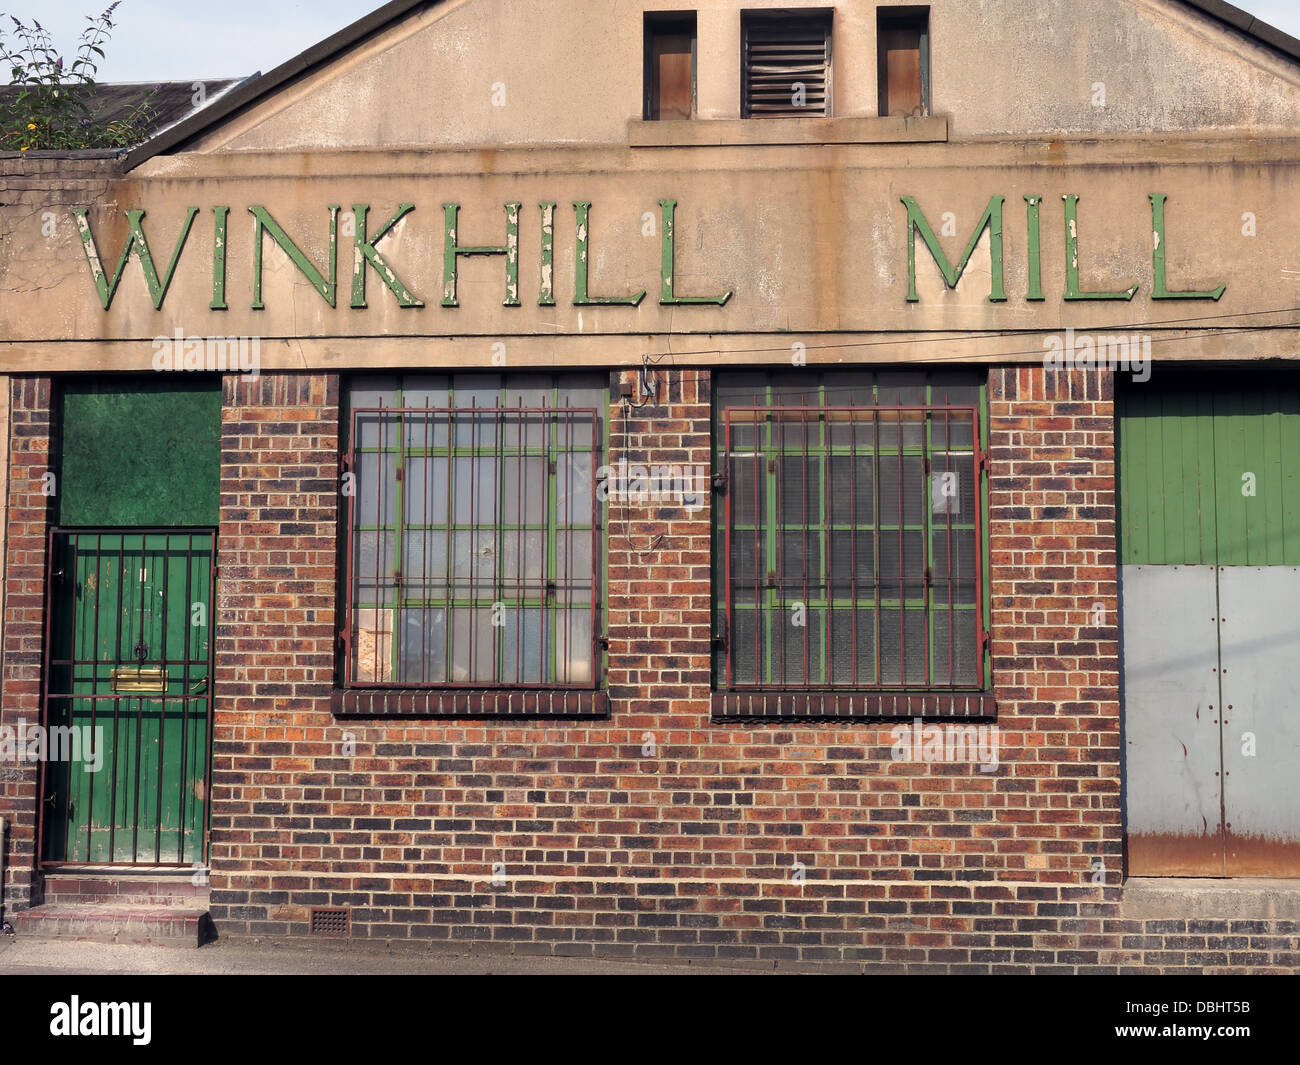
[713,369,989,692]
[342,373,606,689]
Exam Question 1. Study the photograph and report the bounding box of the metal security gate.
[40,529,215,866]
[1119,377,1300,876]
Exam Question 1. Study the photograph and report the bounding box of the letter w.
[74,208,199,310]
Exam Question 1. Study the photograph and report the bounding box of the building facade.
[1,0,1299,971]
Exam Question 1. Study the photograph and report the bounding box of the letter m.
[74,208,199,310]
[901,196,1006,303]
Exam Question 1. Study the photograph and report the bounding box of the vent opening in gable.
[742,10,832,118]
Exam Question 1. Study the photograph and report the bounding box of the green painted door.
[43,531,214,866]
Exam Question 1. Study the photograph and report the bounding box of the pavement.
[0,933,774,975]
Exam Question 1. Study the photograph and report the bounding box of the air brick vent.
[309,907,350,937]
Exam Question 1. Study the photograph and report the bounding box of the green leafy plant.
[0,3,158,150]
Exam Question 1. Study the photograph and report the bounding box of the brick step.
[43,873,210,908]
[15,903,213,947]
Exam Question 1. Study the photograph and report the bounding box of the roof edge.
[119,0,1300,172]
[121,0,438,172]
[1182,0,1300,62]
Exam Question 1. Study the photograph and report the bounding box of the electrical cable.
[643,303,1300,365]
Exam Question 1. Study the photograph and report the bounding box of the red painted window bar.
[342,398,602,690]
[719,403,984,691]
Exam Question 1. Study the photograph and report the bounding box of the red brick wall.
[0,377,55,910]
[197,365,1138,970]
[986,366,1123,883]
[6,367,1293,970]
[210,373,341,917]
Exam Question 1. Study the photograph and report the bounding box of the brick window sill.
[711,690,995,720]
[627,115,948,148]
[332,689,609,718]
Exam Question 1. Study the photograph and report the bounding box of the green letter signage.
[210,206,229,311]
[659,200,731,306]
[74,207,198,310]
[539,202,556,307]
[902,196,1006,303]
[1149,193,1225,301]
[573,202,646,307]
[249,206,339,309]
[1024,195,1044,302]
[1063,194,1138,301]
[442,203,520,308]
[351,204,423,309]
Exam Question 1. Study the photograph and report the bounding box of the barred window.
[342,374,605,689]
[713,371,987,691]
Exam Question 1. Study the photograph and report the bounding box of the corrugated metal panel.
[1121,564,1224,876]
[1218,565,1300,876]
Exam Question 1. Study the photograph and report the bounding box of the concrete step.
[42,873,210,908]
[15,903,213,947]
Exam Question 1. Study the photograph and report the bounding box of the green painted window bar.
[343,374,606,689]
[713,371,987,691]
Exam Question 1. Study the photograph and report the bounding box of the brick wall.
[8,363,1287,971]
[199,364,1139,970]
[0,377,55,911]
[209,373,340,920]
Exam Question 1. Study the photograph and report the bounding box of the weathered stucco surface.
[0,136,1298,370]
[184,0,1300,153]
[1,0,1299,371]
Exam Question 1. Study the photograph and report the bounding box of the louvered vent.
[742,13,831,118]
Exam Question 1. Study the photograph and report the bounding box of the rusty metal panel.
[649,31,695,121]
[742,13,831,119]
[879,27,922,117]
[1122,564,1225,876]
[1218,565,1300,876]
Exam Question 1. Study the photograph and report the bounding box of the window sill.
[627,115,947,148]
[711,690,994,720]
[332,688,609,718]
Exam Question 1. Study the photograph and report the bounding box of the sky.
[2,0,1299,84]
